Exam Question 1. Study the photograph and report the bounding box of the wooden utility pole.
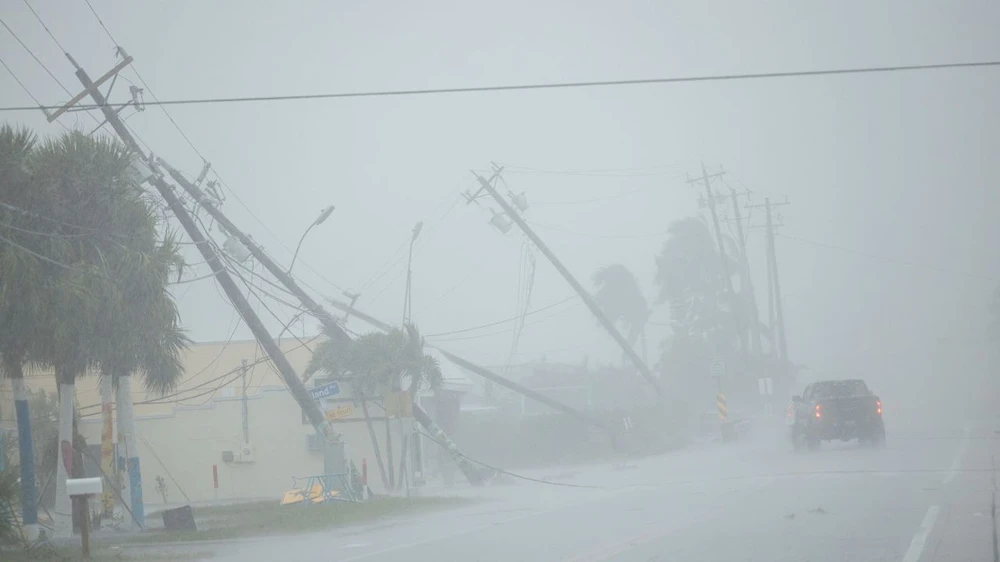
[688,165,750,364]
[65,56,336,442]
[728,187,762,357]
[689,165,735,295]
[764,198,788,363]
[469,170,664,397]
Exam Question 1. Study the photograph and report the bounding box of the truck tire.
[871,425,886,448]
[791,428,805,452]
[806,432,821,451]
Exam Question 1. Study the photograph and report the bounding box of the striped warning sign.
[716,393,728,421]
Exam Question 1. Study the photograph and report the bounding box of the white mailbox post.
[67,477,102,559]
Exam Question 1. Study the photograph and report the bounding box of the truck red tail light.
[814,404,822,419]
[876,399,882,416]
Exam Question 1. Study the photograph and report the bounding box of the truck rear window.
[812,380,868,398]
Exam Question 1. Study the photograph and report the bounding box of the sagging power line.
[2,59,999,112]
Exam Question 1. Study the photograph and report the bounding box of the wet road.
[195,408,999,562]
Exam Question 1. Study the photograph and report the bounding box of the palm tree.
[26,131,172,533]
[654,217,741,348]
[0,125,44,539]
[0,461,20,548]
[593,264,652,363]
[93,233,187,528]
[305,323,443,492]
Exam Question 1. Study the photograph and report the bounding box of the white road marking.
[902,505,940,562]
[942,427,971,485]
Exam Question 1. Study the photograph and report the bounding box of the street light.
[402,221,423,325]
[288,205,335,275]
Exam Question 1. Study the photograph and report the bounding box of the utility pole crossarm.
[47,54,133,123]
[471,172,664,397]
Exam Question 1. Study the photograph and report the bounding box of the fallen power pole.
[326,297,613,432]
[159,166,487,485]
[64,56,337,445]
[469,170,664,397]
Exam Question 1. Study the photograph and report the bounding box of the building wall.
[0,337,413,506]
[75,387,404,504]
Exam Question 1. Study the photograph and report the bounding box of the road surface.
[148,407,999,562]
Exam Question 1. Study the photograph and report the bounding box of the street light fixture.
[288,205,335,275]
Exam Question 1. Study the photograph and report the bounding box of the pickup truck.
[788,379,885,450]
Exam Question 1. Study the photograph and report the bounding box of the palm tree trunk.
[641,327,648,366]
[98,373,115,519]
[359,399,389,491]
[53,368,74,535]
[116,382,130,524]
[384,409,395,490]
[8,363,39,540]
[118,374,144,529]
[396,424,409,493]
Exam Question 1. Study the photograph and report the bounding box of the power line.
[417,429,601,490]
[0,54,54,121]
[82,0,349,301]
[527,220,671,239]
[0,217,89,238]
[0,200,126,238]
[81,0,350,298]
[0,15,73,96]
[23,0,68,54]
[167,267,224,285]
[81,0,208,163]
[530,186,659,206]
[211,173,346,295]
[0,231,92,273]
[427,296,582,341]
[497,162,683,178]
[81,0,117,50]
[78,334,322,415]
[4,59,997,113]
[775,232,998,282]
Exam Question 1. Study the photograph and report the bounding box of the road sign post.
[710,356,726,392]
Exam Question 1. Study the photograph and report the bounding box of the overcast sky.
[2,0,998,383]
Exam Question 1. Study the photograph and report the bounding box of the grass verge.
[127,496,472,544]
[0,546,214,561]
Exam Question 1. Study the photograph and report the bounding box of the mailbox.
[66,477,102,497]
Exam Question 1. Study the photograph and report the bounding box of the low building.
[0,336,476,508]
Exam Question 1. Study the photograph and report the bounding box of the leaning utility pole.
[689,165,735,295]
[469,170,664,397]
[764,198,788,364]
[64,56,337,444]
[159,165,485,486]
[728,187,762,357]
[688,165,749,363]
